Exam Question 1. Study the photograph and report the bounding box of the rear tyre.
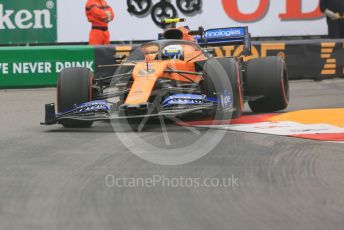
[245,56,289,113]
[203,58,243,120]
[57,67,94,128]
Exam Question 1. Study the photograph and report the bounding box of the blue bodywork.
[196,27,245,45]
[58,93,233,114]
[162,94,207,108]
[195,26,251,55]
[45,92,233,125]
[58,100,111,116]
[162,93,233,109]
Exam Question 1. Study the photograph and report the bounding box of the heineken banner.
[0,45,94,88]
[0,0,57,44]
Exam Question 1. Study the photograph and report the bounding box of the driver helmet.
[162,45,184,60]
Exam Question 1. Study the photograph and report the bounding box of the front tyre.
[216,58,243,118]
[203,58,243,120]
[57,67,94,128]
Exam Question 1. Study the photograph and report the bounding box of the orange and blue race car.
[42,18,289,130]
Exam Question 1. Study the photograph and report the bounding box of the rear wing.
[195,27,251,56]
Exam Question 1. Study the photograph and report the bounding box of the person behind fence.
[86,0,115,45]
[320,0,344,38]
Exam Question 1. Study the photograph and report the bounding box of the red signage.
[221,0,323,22]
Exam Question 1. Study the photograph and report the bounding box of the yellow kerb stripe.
[269,109,344,127]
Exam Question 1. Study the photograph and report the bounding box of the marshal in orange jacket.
[86,0,115,45]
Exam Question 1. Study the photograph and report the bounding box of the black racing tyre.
[203,58,243,120]
[245,56,289,113]
[217,58,243,118]
[57,67,94,128]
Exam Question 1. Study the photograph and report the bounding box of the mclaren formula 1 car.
[42,18,289,130]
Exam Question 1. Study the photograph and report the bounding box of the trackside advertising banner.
[0,40,343,89]
[0,0,57,44]
[0,0,328,44]
[0,46,94,88]
[58,0,328,43]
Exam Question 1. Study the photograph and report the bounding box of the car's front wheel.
[57,67,94,128]
[203,58,243,120]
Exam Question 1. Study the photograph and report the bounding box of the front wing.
[41,101,217,126]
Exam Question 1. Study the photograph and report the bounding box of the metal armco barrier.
[0,40,343,89]
[95,39,344,81]
[0,46,94,89]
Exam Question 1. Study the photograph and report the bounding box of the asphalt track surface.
[1,79,344,230]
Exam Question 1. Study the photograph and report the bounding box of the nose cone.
[125,62,167,105]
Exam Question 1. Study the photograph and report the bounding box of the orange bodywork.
[125,58,206,105]
[124,26,207,105]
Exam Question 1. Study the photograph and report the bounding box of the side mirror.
[188,26,205,36]
[188,30,201,36]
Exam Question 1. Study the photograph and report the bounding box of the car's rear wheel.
[203,58,243,119]
[57,67,94,128]
[245,56,289,113]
